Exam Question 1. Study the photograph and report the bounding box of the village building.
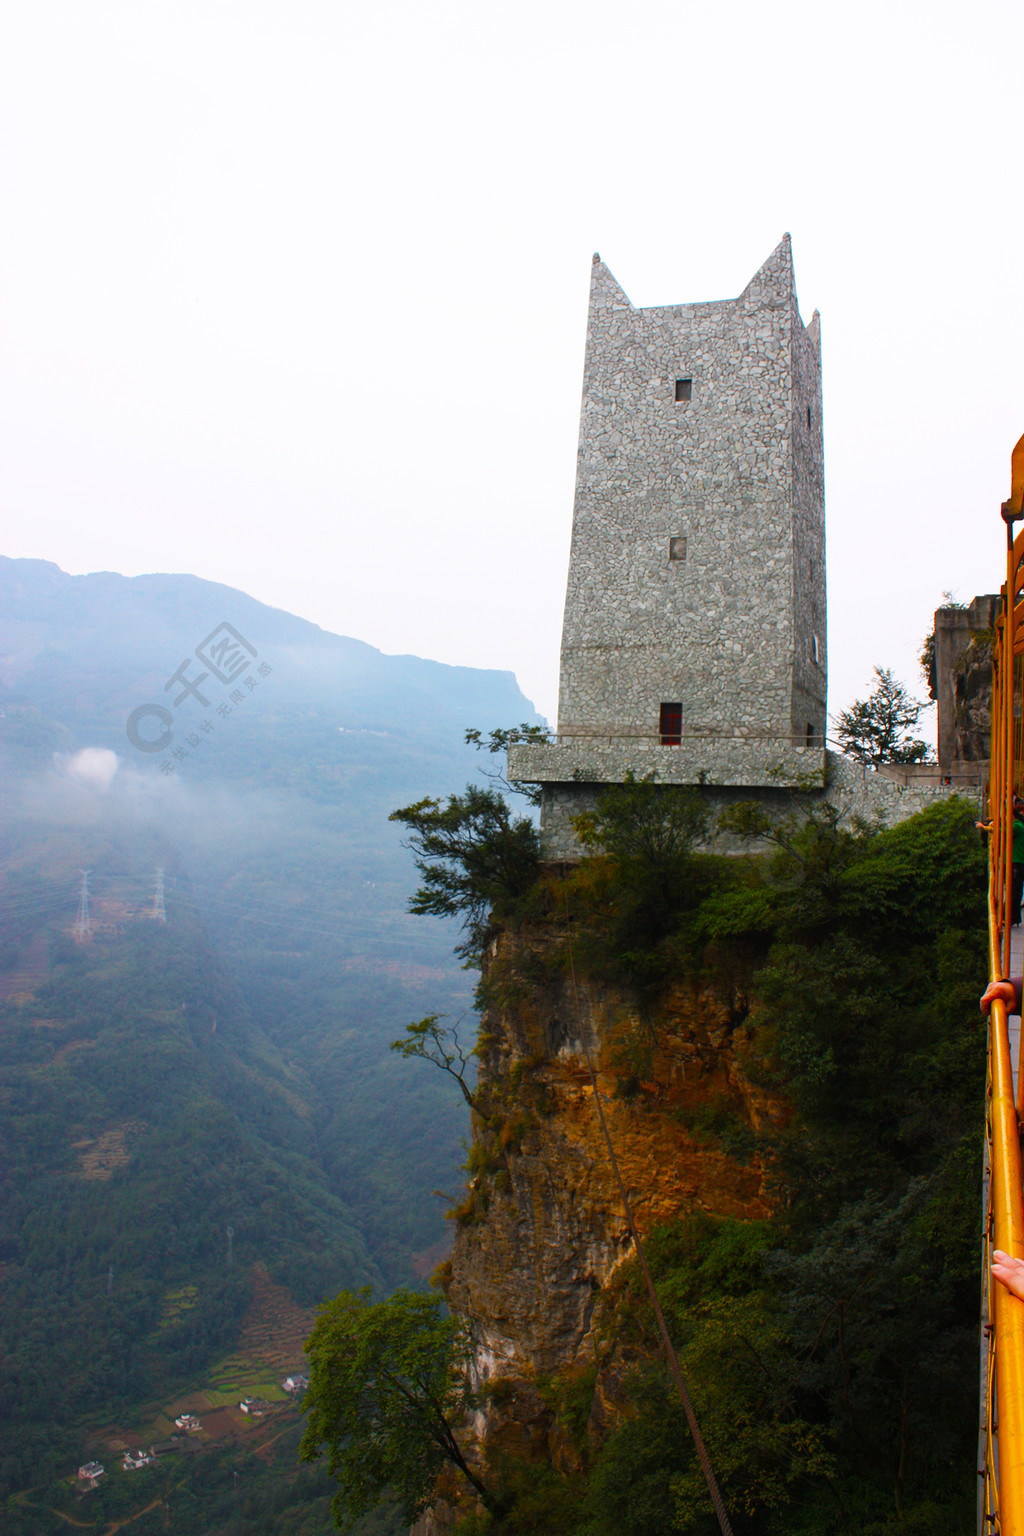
[122,1448,155,1470]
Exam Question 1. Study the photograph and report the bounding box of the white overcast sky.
[2,0,1022,733]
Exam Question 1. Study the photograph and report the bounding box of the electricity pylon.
[74,870,92,940]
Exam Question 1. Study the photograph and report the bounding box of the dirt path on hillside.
[101,1478,185,1534]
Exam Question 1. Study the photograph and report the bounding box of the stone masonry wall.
[508,736,826,793]
[790,296,826,739]
[556,236,825,753]
[532,753,981,862]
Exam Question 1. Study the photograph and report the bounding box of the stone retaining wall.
[529,753,981,862]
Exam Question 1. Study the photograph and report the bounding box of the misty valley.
[0,556,539,1536]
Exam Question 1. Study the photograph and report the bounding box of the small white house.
[78,1461,105,1484]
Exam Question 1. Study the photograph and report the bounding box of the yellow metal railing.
[982,432,1024,1532]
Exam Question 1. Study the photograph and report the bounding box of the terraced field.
[237,1261,314,1370]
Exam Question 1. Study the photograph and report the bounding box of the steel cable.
[562,896,735,1536]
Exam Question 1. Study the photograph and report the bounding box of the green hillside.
[0,819,376,1487]
[0,557,541,1530]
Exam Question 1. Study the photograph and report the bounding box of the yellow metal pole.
[1002,436,1024,977]
[986,436,1024,1528]
[1004,567,1014,981]
[994,642,1006,945]
[987,983,1024,1527]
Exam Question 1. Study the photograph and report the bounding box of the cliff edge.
[414,920,782,1532]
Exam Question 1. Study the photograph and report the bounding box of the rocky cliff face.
[412,924,782,1534]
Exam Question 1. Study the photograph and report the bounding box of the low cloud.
[13,749,299,855]
[63,747,120,791]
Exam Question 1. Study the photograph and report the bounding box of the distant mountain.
[0,556,535,780]
[0,556,542,1527]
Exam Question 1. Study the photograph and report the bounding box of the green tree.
[569,775,712,996]
[773,1183,973,1532]
[390,1014,479,1109]
[716,799,852,902]
[573,773,710,869]
[463,723,552,806]
[834,668,928,765]
[301,1288,498,1531]
[388,785,540,962]
[582,1217,833,1536]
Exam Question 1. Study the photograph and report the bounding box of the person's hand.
[992,1250,1024,1301]
[982,980,1018,1013]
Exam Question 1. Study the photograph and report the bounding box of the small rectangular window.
[806,404,812,429]
[806,722,814,745]
[675,378,692,402]
[812,633,820,664]
[660,703,682,745]
[669,536,687,561]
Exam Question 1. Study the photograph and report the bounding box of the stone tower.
[510,236,827,856]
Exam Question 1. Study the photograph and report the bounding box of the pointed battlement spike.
[589,255,634,313]
[739,233,795,304]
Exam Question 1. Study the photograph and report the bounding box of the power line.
[1,868,458,957]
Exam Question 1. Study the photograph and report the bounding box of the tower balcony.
[508,731,826,791]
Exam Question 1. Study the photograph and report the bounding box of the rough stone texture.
[413,773,982,1532]
[509,736,825,791]
[827,752,983,824]
[529,751,981,862]
[447,976,770,1371]
[411,1508,457,1536]
[414,929,781,1534]
[935,596,996,774]
[528,236,825,799]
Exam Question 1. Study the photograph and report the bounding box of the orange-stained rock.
[415,924,784,1534]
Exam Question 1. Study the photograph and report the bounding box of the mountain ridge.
[0,554,537,1533]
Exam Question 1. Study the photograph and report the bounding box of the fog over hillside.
[0,556,542,1528]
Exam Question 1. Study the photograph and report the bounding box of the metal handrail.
[518,730,827,746]
[520,731,944,761]
[981,431,1024,1533]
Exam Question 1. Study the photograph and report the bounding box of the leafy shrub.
[389,786,540,962]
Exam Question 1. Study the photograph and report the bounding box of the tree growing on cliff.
[573,772,710,870]
[390,1013,479,1109]
[463,722,552,806]
[389,784,540,961]
[569,774,712,997]
[834,667,929,765]
[301,1287,500,1531]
